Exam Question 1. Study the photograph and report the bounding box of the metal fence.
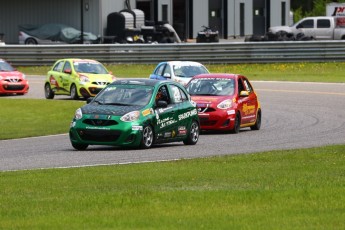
[1,40,345,66]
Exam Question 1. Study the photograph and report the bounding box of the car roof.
[61,58,100,62]
[162,61,206,66]
[110,78,171,87]
[192,73,241,79]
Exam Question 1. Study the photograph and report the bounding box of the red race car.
[186,73,261,133]
[0,59,29,95]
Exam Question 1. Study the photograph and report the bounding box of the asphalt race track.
[1,76,345,171]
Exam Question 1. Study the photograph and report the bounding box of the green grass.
[17,62,345,82]
[1,145,345,229]
[2,63,344,228]
[0,99,83,139]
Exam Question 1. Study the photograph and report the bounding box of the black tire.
[251,109,261,130]
[25,38,37,45]
[183,120,199,145]
[231,112,241,134]
[140,125,154,149]
[70,84,79,100]
[214,35,219,42]
[44,83,55,99]
[71,142,88,150]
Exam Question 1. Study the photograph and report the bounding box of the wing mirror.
[156,100,168,108]
[239,91,249,97]
[163,73,171,78]
[64,69,72,74]
[86,97,94,104]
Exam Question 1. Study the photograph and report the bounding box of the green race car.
[69,79,200,150]
[44,58,116,100]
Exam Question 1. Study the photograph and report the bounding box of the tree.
[291,0,345,22]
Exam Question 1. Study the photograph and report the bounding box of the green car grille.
[83,119,118,126]
[76,129,121,142]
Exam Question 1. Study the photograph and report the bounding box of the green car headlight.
[120,111,140,122]
[217,99,232,109]
[75,108,83,120]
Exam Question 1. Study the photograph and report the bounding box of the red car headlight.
[217,99,232,109]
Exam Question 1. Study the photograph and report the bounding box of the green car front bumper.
[69,115,145,147]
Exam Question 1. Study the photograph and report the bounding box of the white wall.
[270,0,290,27]
[193,0,208,38]
[157,0,173,23]
[227,0,252,37]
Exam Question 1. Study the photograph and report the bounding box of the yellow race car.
[44,58,116,100]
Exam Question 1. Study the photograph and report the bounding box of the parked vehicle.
[268,16,345,40]
[326,3,345,16]
[196,25,219,43]
[19,24,99,45]
[44,59,116,100]
[69,79,200,150]
[149,61,209,86]
[0,59,29,95]
[186,73,261,133]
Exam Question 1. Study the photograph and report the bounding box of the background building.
[0,0,290,44]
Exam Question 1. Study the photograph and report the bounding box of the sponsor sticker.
[178,109,197,121]
[164,132,172,138]
[142,109,151,116]
[243,104,256,115]
[132,125,143,131]
[85,126,111,130]
[157,117,177,129]
[227,110,235,115]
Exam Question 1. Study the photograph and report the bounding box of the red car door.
[237,76,258,125]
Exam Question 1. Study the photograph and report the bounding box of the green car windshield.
[94,85,154,106]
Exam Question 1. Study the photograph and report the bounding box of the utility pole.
[80,0,84,44]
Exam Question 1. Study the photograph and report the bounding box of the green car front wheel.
[140,125,154,149]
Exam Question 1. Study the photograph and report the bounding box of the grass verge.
[1,145,345,229]
[17,62,345,83]
[0,99,83,139]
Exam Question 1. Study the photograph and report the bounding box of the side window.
[163,65,172,76]
[155,85,170,104]
[155,64,166,76]
[317,19,330,28]
[243,78,253,92]
[63,61,72,72]
[238,78,245,93]
[170,84,188,103]
[298,19,314,29]
[53,61,64,72]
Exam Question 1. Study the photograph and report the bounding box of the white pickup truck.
[268,16,345,40]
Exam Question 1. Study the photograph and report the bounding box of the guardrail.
[1,40,345,66]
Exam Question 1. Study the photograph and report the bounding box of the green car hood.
[81,104,145,116]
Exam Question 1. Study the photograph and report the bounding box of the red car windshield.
[0,61,15,72]
[186,78,235,96]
